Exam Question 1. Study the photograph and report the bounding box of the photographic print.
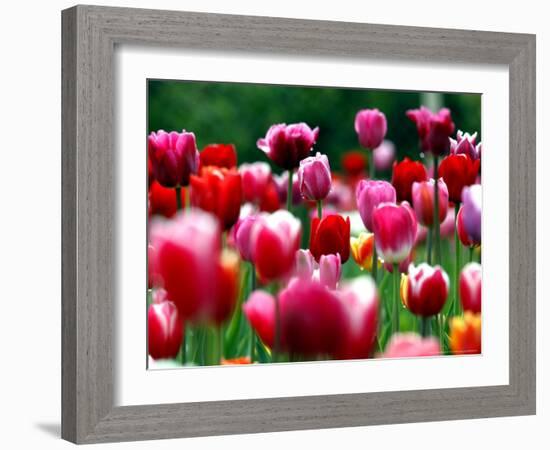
[146,80,482,368]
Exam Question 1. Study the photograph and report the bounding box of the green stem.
[180,322,186,365]
[372,244,378,284]
[433,156,441,264]
[426,226,433,265]
[248,263,257,361]
[420,317,431,337]
[286,170,293,213]
[469,246,475,263]
[454,203,461,317]
[317,200,323,220]
[175,186,182,211]
[368,149,375,180]
[273,295,280,363]
[216,326,224,365]
[392,263,400,334]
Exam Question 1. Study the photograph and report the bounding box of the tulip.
[239,162,272,203]
[438,154,480,203]
[391,157,428,203]
[384,250,414,274]
[373,140,396,171]
[350,232,379,271]
[293,249,316,280]
[148,130,200,188]
[411,178,449,227]
[297,152,332,203]
[449,311,482,354]
[403,263,449,318]
[341,151,367,177]
[461,184,482,245]
[316,253,342,290]
[406,107,455,155]
[149,210,238,323]
[258,179,281,212]
[148,180,185,218]
[440,205,457,238]
[148,300,183,360]
[457,206,477,247]
[257,123,319,170]
[200,143,237,169]
[371,203,417,264]
[310,214,351,263]
[233,214,258,262]
[355,180,396,232]
[243,290,276,349]
[274,171,302,206]
[250,210,302,281]
[355,109,387,150]
[190,166,242,230]
[450,130,480,160]
[381,333,441,358]
[460,262,482,313]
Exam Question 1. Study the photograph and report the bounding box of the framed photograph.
[62,5,536,444]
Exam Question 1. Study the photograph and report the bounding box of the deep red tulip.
[148,130,200,188]
[438,154,480,203]
[190,166,242,230]
[391,157,428,203]
[250,210,302,281]
[372,202,417,264]
[310,214,351,263]
[407,106,455,155]
[460,262,482,313]
[148,180,185,218]
[200,143,237,169]
[341,151,367,177]
[411,178,449,227]
[258,179,281,212]
[403,263,449,317]
[355,108,387,149]
[239,162,272,203]
[381,333,440,358]
[148,300,183,360]
[257,123,319,170]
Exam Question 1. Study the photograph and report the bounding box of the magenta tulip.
[257,123,319,170]
[407,106,455,155]
[355,180,396,232]
[450,130,480,160]
[354,109,387,149]
[148,300,183,360]
[411,178,449,227]
[404,263,449,317]
[148,130,200,187]
[239,162,272,203]
[233,214,258,262]
[460,262,482,313]
[461,184,482,245]
[297,152,332,201]
[372,202,417,264]
[381,333,441,358]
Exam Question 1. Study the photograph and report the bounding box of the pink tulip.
[257,123,319,170]
[239,162,272,203]
[460,262,482,313]
[372,202,417,264]
[355,180,396,232]
[293,249,316,280]
[250,210,302,282]
[233,214,258,262]
[381,333,441,358]
[148,301,183,360]
[450,130,480,160]
[243,290,276,348]
[440,205,456,238]
[373,140,396,171]
[148,130,200,188]
[297,152,332,201]
[354,109,387,149]
[316,253,342,290]
[404,263,449,317]
[411,178,449,227]
[461,184,482,245]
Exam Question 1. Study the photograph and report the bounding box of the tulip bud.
[200,143,237,169]
[354,109,387,149]
[461,184,482,245]
[148,130,200,188]
[372,203,417,264]
[148,301,183,360]
[460,262,482,313]
[355,180,396,232]
[317,253,342,290]
[411,178,449,227]
[381,333,441,358]
[449,311,482,354]
[297,152,332,201]
[438,154,480,203]
[257,123,319,170]
[239,162,272,203]
[391,157,428,203]
[404,263,449,317]
[373,140,396,171]
[350,232,379,271]
[310,214,351,263]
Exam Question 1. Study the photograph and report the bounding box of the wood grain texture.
[61,5,536,444]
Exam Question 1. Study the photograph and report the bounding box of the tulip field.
[147,81,482,368]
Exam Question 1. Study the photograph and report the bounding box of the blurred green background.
[148,79,481,174]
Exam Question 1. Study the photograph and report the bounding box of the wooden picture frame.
[61,5,536,443]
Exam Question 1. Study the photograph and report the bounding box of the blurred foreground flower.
[391,157,428,203]
[460,262,482,313]
[200,143,237,169]
[449,311,482,354]
[381,333,440,358]
[148,300,183,360]
[310,214,351,263]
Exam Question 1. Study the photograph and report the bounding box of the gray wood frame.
[61,5,536,444]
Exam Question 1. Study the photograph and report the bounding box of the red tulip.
[200,143,237,169]
[381,333,441,358]
[411,178,449,227]
[460,262,482,313]
[391,157,428,203]
[190,166,242,230]
[355,109,387,150]
[310,214,351,263]
[148,130,200,188]
[372,202,417,264]
[407,107,455,155]
[258,179,281,212]
[257,123,319,170]
[239,162,272,203]
[148,300,183,360]
[250,210,302,281]
[403,263,449,317]
[438,154,480,203]
[341,151,367,177]
[148,180,185,218]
